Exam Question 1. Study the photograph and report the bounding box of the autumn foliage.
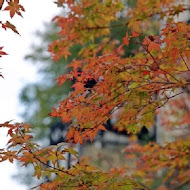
[0,0,190,189]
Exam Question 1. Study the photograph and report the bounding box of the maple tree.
[0,0,190,189]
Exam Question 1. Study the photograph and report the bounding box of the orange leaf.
[148,42,160,52]
[123,33,130,46]
[132,30,140,37]
[66,127,75,141]
[50,107,58,117]
[98,125,107,131]
[72,82,85,92]
[74,131,83,145]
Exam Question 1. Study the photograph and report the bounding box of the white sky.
[0,1,58,189]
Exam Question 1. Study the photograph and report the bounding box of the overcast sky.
[0,1,58,189]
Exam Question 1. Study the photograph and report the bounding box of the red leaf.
[143,71,150,76]
[0,46,8,57]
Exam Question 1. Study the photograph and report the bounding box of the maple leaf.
[66,126,75,141]
[56,75,67,86]
[0,46,8,57]
[4,0,25,18]
[47,152,58,166]
[123,33,130,46]
[142,71,150,76]
[34,165,42,179]
[131,30,140,37]
[2,21,19,34]
[98,125,107,131]
[50,107,58,117]
[64,147,79,158]
[148,41,160,52]
[0,0,4,10]
[72,82,85,92]
[54,0,64,7]
[74,130,83,145]
[60,112,71,122]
